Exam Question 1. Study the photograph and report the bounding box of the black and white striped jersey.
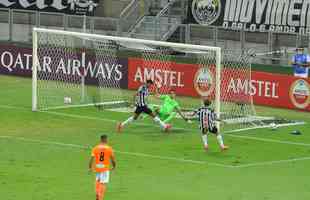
[195,107,217,131]
[135,85,149,107]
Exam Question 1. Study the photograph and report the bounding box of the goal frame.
[31,27,221,122]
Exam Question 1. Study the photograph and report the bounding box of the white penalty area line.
[1,135,310,169]
[232,157,310,168]
[0,135,231,168]
[41,110,310,147]
[0,103,308,147]
[0,104,309,147]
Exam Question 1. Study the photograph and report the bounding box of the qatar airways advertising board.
[0,44,128,88]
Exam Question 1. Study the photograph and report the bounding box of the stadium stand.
[0,0,309,66]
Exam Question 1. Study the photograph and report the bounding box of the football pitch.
[1,74,310,200]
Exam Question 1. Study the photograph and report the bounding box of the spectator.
[290,46,310,78]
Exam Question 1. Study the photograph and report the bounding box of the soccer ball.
[270,122,278,130]
[64,97,72,104]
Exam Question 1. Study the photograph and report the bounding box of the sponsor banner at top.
[188,0,310,34]
[0,0,99,16]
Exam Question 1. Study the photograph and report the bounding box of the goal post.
[32,27,266,133]
[32,28,38,112]
[32,27,222,111]
[215,48,221,131]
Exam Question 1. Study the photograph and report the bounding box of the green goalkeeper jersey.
[160,95,180,114]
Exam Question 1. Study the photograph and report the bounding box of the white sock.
[202,134,208,146]
[153,116,166,128]
[121,116,134,127]
[217,134,224,147]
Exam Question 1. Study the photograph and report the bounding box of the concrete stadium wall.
[97,0,131,17]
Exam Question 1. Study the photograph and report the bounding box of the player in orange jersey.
[88,135,116,200]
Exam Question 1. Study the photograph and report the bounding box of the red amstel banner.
[127,58,310,112]
[251,72,310,111]
[127,58,200,96]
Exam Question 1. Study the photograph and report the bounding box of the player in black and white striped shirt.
[135,84,149,107]
[117,80,171,132]
[194,99,229,151]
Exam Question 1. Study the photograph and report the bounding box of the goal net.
[32,28,264,132]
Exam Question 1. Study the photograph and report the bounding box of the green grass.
[1,75,310,200]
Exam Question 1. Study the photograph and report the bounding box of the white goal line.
[107,107,305,127]
[41,101,127,111]
[225,121,307,134]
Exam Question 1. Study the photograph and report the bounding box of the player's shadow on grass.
[126,126,190,136]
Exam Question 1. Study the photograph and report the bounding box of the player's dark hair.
[296,45,305,50]
[203,99,211,106]
[146,79,154,84]
[100,134,108,142]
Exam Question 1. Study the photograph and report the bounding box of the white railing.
[119,0,143,33]
[0,8,309,65]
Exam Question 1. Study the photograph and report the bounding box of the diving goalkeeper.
[153,89,190,123]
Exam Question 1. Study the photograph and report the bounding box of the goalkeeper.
[152,89,190,123]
